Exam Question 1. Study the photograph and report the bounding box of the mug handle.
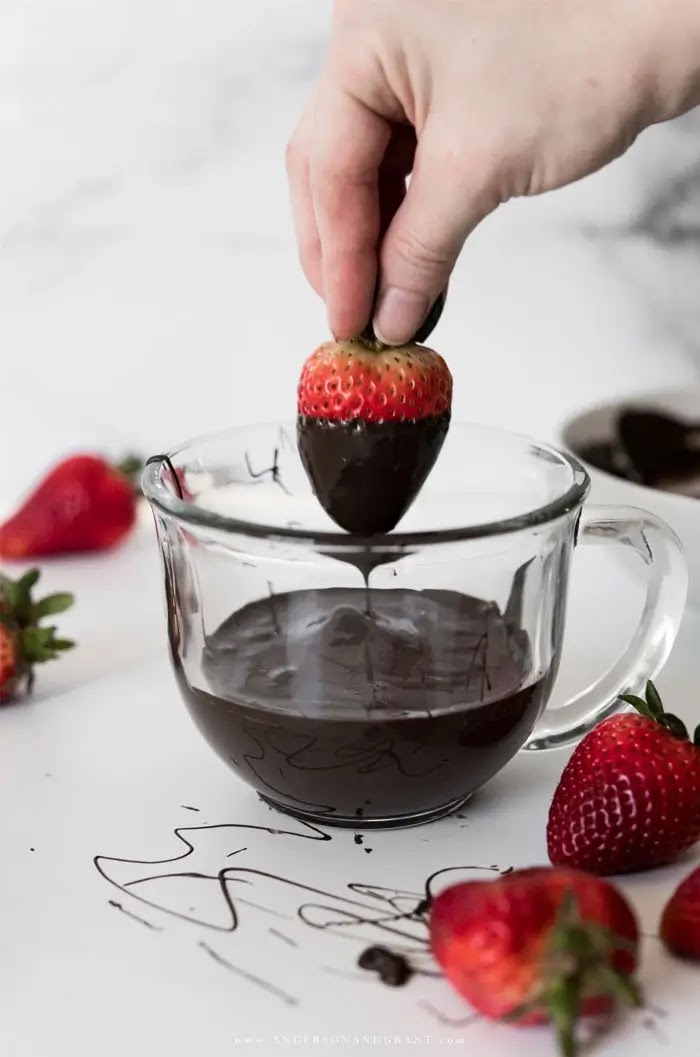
[524,505,688,751]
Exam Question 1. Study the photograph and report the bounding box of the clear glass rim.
[141,421,591,548]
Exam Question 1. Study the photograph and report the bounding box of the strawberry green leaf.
[549,977,579,1057]
[1,568,45,626]
[16,568,41,593]
[660,713,689,740]
[0,576,20,611]
[13,569,41,623]
[20,626,68,663]
[694,725,700,747]
[31,593,74,620]
[644,681,665,720]
[50,638,75,652]
[619,694,654,720]
[1,570,74,693]
[525,888,644,1057]
[595,965,642,1008]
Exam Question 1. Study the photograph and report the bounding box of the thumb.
[373,123,501,346]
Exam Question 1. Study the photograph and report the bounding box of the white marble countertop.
[1,3,699,1055]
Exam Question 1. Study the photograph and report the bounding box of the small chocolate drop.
[358,946,412,987]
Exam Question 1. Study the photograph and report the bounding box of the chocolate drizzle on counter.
[419,1001,479,1027]
[199,941,299,1006]
[268,927,298,948]
[108,899,162,931]
[95,818,512,1005]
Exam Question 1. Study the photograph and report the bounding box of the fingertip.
[327,285,375,342]
[373,288,430,347]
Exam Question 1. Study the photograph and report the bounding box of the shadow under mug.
[142,422,688,828]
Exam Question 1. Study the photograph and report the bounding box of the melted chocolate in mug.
[173,586,552,825]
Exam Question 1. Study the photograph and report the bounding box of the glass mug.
[142,422,687,828]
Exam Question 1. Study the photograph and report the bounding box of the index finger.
[310,86,391,340]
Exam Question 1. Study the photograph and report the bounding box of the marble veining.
[1,2,699,502]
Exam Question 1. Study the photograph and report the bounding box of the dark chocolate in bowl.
[172,586,553,826]
[578,409,700,500]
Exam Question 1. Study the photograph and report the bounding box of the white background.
[1,3,699,1055]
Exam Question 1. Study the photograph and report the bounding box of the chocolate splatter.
[419,1001,478,1027]
[95,820,513,1004]
[108,900,162,931]
[358,945,413,987]
[268,928,298,948]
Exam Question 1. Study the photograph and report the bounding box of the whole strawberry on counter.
[0,454,142,559]
[0,569,74,703]
[429,866,641,1057]
[297,335,452,535]
[548,682,700,875]
[660,865,700,962]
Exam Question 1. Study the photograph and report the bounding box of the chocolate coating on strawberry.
[297,338,452,535]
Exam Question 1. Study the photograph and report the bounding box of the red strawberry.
[429,866,641,1057]
[0,568,74,703]
[297,338,452,534]
[0,455,142,559]
[660,865,700,961]
[547,682,700,875]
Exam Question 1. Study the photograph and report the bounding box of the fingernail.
[374,288,429,347]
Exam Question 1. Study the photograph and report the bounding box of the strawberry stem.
[355,327,387,353]
[115,455,144,491]
[507,890,641,1057]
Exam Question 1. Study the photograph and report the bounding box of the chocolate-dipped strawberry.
[297,339,452,534]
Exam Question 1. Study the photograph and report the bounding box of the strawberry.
[429,866,641,1057]
[547,682,700,875]
[0,455,142,559]
[660,865,700,961]
[297,338,452,534]
[0,568,74,703]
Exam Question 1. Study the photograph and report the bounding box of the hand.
[287,0,700,346]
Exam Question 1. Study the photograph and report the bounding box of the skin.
[287,0,700,346]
